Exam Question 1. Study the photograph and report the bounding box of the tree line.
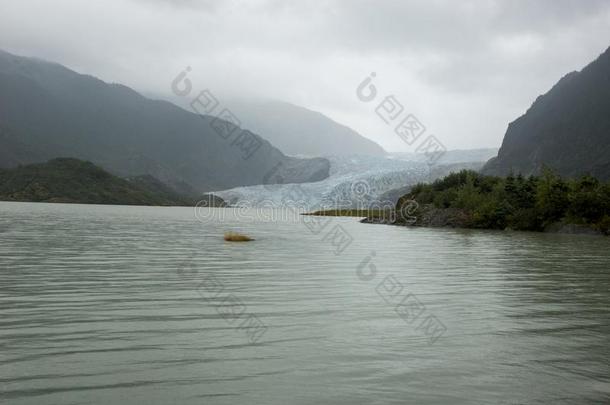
[403,169,610,234]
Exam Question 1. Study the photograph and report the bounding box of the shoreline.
[304,208,606,236]
[360,215,605,236]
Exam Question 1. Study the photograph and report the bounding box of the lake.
[1,201,609,404]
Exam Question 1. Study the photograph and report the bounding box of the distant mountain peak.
[227,99,386,157]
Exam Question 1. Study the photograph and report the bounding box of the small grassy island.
[303,208,393,218]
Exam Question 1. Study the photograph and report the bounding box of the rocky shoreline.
[360,206,605,236]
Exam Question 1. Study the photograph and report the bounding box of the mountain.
[0,158,213,206]
[227,100,386,157]
[482,46,610,180]
[0,50,330,192]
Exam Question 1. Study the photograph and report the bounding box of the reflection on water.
[1,201,609,404]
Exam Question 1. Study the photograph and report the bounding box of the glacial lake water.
[1,201,609,404]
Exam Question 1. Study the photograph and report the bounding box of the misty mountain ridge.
[225,99,386,157]
[0,49,330,193]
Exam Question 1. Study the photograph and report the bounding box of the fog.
[1,0,609,150]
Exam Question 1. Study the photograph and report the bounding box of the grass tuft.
[224,232,254,242]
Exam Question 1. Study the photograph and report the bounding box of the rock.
[482,46,610,180]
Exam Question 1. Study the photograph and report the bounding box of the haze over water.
[1,202,609,404]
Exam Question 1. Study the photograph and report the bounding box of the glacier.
[211,155,485,210]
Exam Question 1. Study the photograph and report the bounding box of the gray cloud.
[1,0,609,151]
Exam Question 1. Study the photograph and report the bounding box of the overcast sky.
[1,0,609,151]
